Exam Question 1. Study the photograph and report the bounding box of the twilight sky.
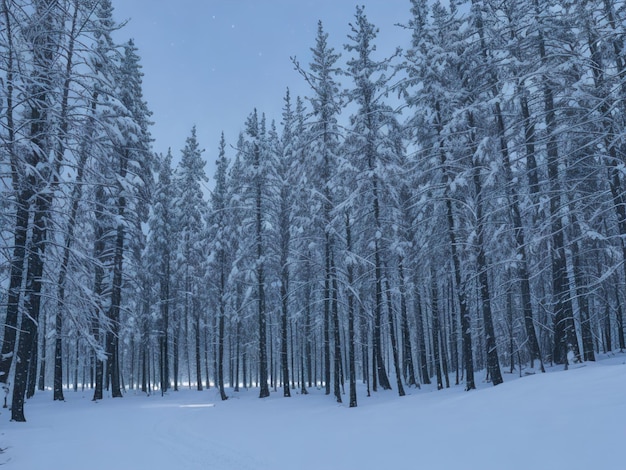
[113,1,412,176]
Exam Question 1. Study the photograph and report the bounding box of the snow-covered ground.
[2,354,625,470]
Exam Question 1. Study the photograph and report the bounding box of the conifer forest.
[2,0,626,423]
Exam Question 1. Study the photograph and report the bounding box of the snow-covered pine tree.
[7,0,69,421]
[207,133,230,401]
[52,0,124,401]
[294,21,344,398]
[147,150,176,394]
[344,5,404,395]
[403,0,477,390]
[240,110,272,398]
[276,91,297,398]
[174,126,208,391]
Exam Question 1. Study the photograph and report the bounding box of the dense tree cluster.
[2,0,626,420]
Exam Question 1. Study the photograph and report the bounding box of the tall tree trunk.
[160,254,170,394]
[107,215,124,398]
[399,258,417,387]
[384,271,405,397]
[468,112,503,386]
[12,194,47,421]
[304,257,313,389]
[436,102,475,390]
[256,140,270,399]
[430,267,444,391]
[345,212,357,407]
[0,202,29,389]
[494,101,544,371]
[0,0,24,389]
[92,196,106,401]
[586,17,626,352]
[324,236,332,395]
[616,287,626,352]
[204,328,211,390]
[10,0,62,421]
[331,255,342,403]
[570,219,595,362]
[372,178,391,391]
[532,0,581,365]
[234,321,240,392]
[218,278,228,400]
[194,300,203,391]
[37,310,47,392]
[280,250,291,398]
[173,314,179,392]
[413,279,430,385]
[27,326,39,399]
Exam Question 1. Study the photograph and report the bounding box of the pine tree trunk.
[73,341,79,392]
[440,305,450,389]
[372,179,392,391]
[173,317,179,392]
[616,287,626,352]
[160,255,170,394]
[300,331,309,395]
[234,321,240,392]
[242,345,248,390]
[448,281,459,386]
[256,140,270,398]
[413,281,430,385]
[204,328,211,389]
[430,269,443,391]
[324,237,332,395]
[531,0,581,365]
[398,259,417,387]
[468,112,502,386]
[280,255,291,398]
[570,225,594,362]
[10,0,63,419]
[0,202,29,386]
[384,273,405,396]
[331,256,342,403]
[0,0,23,388]
[304,265,313,389]
[346,213,357,407]
[27,326,39,399]
[436,102,475,390]
[37,311,47,392]
[494,101,544,371]
[218,292,227,400]
[586,21,626,355]
[195,301,203,391]
[12,193,48,421]
[108,225,124,398]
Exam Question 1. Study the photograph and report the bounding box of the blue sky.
[113,1,412,176]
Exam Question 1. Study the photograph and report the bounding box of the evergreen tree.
[294,20,343,398]
[241,110,271,398]
[175,126,208,391]
[404,0,477,390]
[148,150,176,394]
[344,5,404,395]
[208,133,230,401]
[276,91,297,398]
[6,0,67,421]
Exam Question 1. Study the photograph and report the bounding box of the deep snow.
[1,354,625,470]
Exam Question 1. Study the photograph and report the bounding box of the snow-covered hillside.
[2,354,624,470]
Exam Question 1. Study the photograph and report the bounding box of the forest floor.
[1,353,625,470]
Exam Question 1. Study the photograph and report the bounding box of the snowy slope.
[2,355,624,470]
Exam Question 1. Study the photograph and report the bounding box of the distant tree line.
[1,0,625,421]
